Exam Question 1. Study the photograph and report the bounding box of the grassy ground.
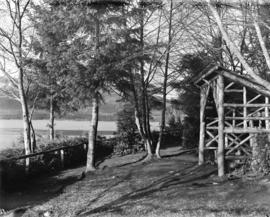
[3,147,270,217]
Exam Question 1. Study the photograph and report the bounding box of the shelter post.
[199,84,209,165]
[217,75,225,177]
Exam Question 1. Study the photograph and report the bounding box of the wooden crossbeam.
[225,121,233,127]
[206,130,216,139]
[239,145,251,156]
[225,117,270,120]
[205,135,219,147]
[206,127,270,133]
[224,103,270,107]
[224,89,243,93]
[225,82,235,90]
[227,134,241,148]
[226,134,253,155]
[206,119,218,127]
[247,107,264,117]
[247,94,262,104]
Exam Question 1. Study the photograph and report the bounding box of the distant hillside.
[0,93,163,121]
[0,94,122,121]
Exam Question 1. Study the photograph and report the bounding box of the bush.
[0,136,114,190]
[115,103,144,156]
[181,116,199,149]
[152,114,183,149]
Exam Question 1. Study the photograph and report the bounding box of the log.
[198,84,210,165]
[221,70,270,98]
[217,75,225,177]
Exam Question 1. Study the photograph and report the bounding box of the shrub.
[115,103,144,155]
[0,136,114,190]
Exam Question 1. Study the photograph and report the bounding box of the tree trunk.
[30,121,36,152]
[18,67,31,173]
[139,6,153,159]
[156,0,173,158]
[49,94,55,140]
[207,1,270,90]
[85,93,99,173]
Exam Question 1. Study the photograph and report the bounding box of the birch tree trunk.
[156,0,173,158]
[85,93,99,172]
[30,121,36,152]
[17,1,32,172]
[18,68,31,171]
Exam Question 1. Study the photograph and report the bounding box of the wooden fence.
[4,143,88,174]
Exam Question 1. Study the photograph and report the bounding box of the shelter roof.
[193,65,270,98]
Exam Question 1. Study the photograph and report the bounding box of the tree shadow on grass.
[78,164,216,216]
[0,169,80,211]
[161,148,197,159]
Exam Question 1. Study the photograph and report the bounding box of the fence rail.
[7,143,87,161]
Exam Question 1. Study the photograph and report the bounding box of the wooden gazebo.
[194,65,270,177]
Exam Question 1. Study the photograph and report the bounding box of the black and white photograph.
[1,0,270,216]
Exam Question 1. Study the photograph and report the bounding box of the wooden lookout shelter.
[194,65,270,177]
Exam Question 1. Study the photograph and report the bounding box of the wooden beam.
[207,127,270,133]
[225,82,234,90]
[247,94,262,104]
[224,103,270,107]
[224,89,243,93]
[221,70,270,98]
[232,109,236,127]
[225,117,270,120]
[266,97,270,129]
[205,135,219,147]
[225,128,270,133]
[217,75,225,177]
[243,87,247,129]
[226,134,253,155]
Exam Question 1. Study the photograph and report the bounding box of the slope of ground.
[2,147,270,217]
